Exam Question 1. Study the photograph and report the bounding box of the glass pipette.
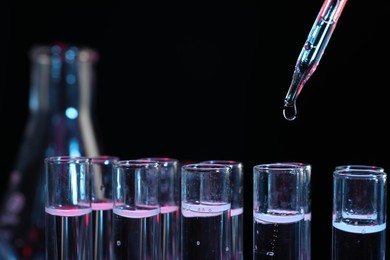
[283,0,348,121]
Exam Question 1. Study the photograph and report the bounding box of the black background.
[1,1,389,259]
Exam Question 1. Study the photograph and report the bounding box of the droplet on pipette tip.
[283,101,297,121]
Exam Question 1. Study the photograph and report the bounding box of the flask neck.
[26,43,101,156]
[29,43,99,115]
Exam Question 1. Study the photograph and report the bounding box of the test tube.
[139,157,181,260]
[90,155,119,260]
[253,163,305,260]
[282,162,312,260]
[300,163,311,260]
[199,160,244,260]
[181,163,231,260]
[112,160,160,259]
[332,165,387,259]
[44,156,92,259]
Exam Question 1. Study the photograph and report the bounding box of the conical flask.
[0,42,102,259]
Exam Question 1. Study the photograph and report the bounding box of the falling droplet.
[283,100,297,121]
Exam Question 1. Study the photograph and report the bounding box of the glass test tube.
[44,156,92,260]
[112,160,160,259]
[200,160,244,260]
[253,163,305,260]
[90,156,119,260]
[332,165,387,260]
[181,163,231,260]
[139,157,181,260]
[281,162,312,260]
